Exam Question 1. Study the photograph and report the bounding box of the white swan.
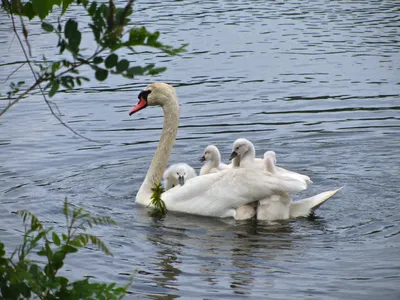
[199,145,230,175]
[163,163,197,190]
[128,83,341,219]
[230,138,312,185]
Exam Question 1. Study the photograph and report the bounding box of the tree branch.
[3,8,103,143]
[3,61,26,83]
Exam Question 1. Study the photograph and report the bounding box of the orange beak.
[129,97,148,115]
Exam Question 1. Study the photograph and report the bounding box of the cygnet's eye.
[176,172,179,175]
[236,146,240,151]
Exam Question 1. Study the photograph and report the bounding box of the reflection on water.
[1,0,400,299]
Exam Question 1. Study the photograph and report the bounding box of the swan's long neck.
[136,100,179,204]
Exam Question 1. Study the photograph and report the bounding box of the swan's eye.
[176,172,179,175]
[236,146,239,151]
[138,90,152,101]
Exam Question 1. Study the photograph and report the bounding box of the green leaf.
[32,0,49,20]
[65,20,78,39]
[62,0,74,15]
[127,66,143,76]
[116,59,129,73]
[51,61,61,73]
[45,241,53,258]
[93,56,103,64]
[59,39,66,54]
[29,264,40,277]
[22,3,35,20]
[41,22,54,32]
[58,276,69,286]
[62,245,78,254]
[52,232,61,246]
[52,251,65,269]
[147,31,160,45]
[148,67,167,76]
[1,285,11,300]
[88,1,97,16]
[104,53,118,69]
[49,80,60,97]
[128,27,147,45]
[64,19,81,54]
[19,282,31,298]
[95,68,108,81]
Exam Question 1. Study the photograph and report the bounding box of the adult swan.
[129,83,341,219]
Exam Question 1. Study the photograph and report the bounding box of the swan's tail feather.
[289,187,343,218]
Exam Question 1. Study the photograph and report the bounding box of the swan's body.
[163,163,197,190]
[200,145,230,175]
[230,138,312,185]
[129,83,341,220]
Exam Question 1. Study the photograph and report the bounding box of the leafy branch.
[0,198,131,299]
[148,182,167,218]
[0,0,187,140]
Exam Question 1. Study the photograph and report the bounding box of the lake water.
[1,0,399,298]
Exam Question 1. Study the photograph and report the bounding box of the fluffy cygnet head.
[229,138,255,160]
[163,163,196,189]
[200,145,221,163]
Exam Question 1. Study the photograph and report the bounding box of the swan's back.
[161,168,307,218]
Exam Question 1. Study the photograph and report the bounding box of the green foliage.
[0,198,131,299]
[1,0,187,116]
[148,182,167,218]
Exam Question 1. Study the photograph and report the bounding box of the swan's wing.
[276,166,313,184]
[162,168,307,218]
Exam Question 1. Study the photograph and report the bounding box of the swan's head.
[229,138,253,160]
[200,145,221,163]
[129,83,177,115]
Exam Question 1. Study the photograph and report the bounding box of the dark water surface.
[1,0,399,299]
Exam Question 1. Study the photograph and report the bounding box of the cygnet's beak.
[199,155,206,162]
[229,151,238,160]
[178,175,185,186]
